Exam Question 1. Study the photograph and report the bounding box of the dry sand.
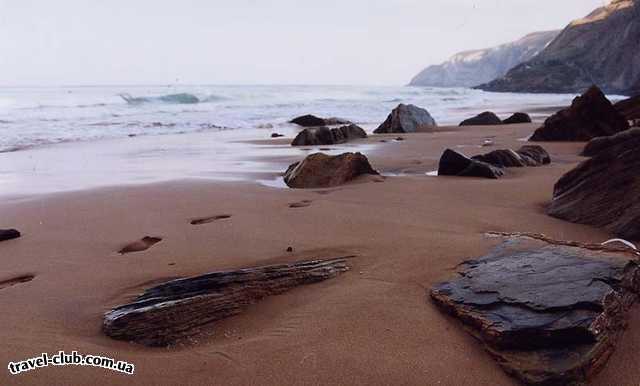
[0,123,637,385]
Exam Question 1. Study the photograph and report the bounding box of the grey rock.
[374,104,436,134]
[291,124,367,146]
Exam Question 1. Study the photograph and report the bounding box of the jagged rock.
[549,132,640,239]
[284,152,378,189]
[530,86,629,141]
[103,257,351,346]
[582,127,640,157]
[291,124,367,146]
[477,1,640,95]
[503,112,532,124]
[615,95,640,121]
[430,235,640,386]
[0,229,21,242]
[373,104,436,134]
[438,149,504,179]
[459,112,502,126]
[290,114,351,127]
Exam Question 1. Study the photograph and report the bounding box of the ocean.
[0,85,583,196]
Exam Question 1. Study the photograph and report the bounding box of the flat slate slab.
[430,234,640,386]
[104,257,351,346]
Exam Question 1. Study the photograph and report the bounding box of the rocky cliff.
[408,31,559,88]
[478,0,640,95]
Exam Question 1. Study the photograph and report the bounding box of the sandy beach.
[1,122,638,385]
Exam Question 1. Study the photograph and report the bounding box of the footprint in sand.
[119,236,162,254]
[0,274,35,290]
[190,215,232,225]
[288,200,312,208]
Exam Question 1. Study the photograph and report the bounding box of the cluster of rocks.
[530,86,629,141]
[459,111,531,126]
[431,235,640,386]
[438,145,550,179]
[291,124,367,146]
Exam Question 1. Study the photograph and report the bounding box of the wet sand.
[0,123,637,385]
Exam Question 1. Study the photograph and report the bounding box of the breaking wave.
[119,93,201,105]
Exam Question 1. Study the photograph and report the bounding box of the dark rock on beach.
[582,127,640,157]
[290,114,351,127]
[271,133,284,138]
[373,104,436,134]
[516,145,551,165]
[503,112,532,124]
[615,94,640,121]
[459,111,502,126]
[291,124,367,146]
[438,149,504,179]
[284,152,379,189]
[103,257,351,346]
[430,235,640,386]
[530,86,629,141]
[549,131,640,240]
[0,229,21,242]
[472,149,527,168]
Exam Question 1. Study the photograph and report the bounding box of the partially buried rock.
[530,85,629,141]
[549,131,640,239]
[581,127,640,157]
[271,133,284,138]
[503,112,532,124]
[430,234,640,386]
[290,114,350,127]
[291,124,367,146]
[0,229,21,242]
[516,145,551,165]
[459,111,502,126]
[103,257,351,346]
[438,149,504,179]
[284,152,378,189]
[373,104,436,134]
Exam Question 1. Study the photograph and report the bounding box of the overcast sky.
[0,0,606,86]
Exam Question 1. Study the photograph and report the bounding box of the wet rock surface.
[0,229,21,242]
[459,111,502,126]
[103,257,351,346]
[438,149,504,179]
[430,236,640,386]
[549,131,640,239]
[373,104,436,133]
[530,86,629,141]
[284,152,379,189]
[291,124,367,146]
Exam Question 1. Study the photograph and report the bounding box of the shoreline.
[1,118,638,385]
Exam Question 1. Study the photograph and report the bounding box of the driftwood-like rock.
[549,131,640,239]
[530,86,629,141]
[284,152,378,189]
[430,235,640,386]
[103,257,351,346]
[0,229,21,242]
[291,124,367,146]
